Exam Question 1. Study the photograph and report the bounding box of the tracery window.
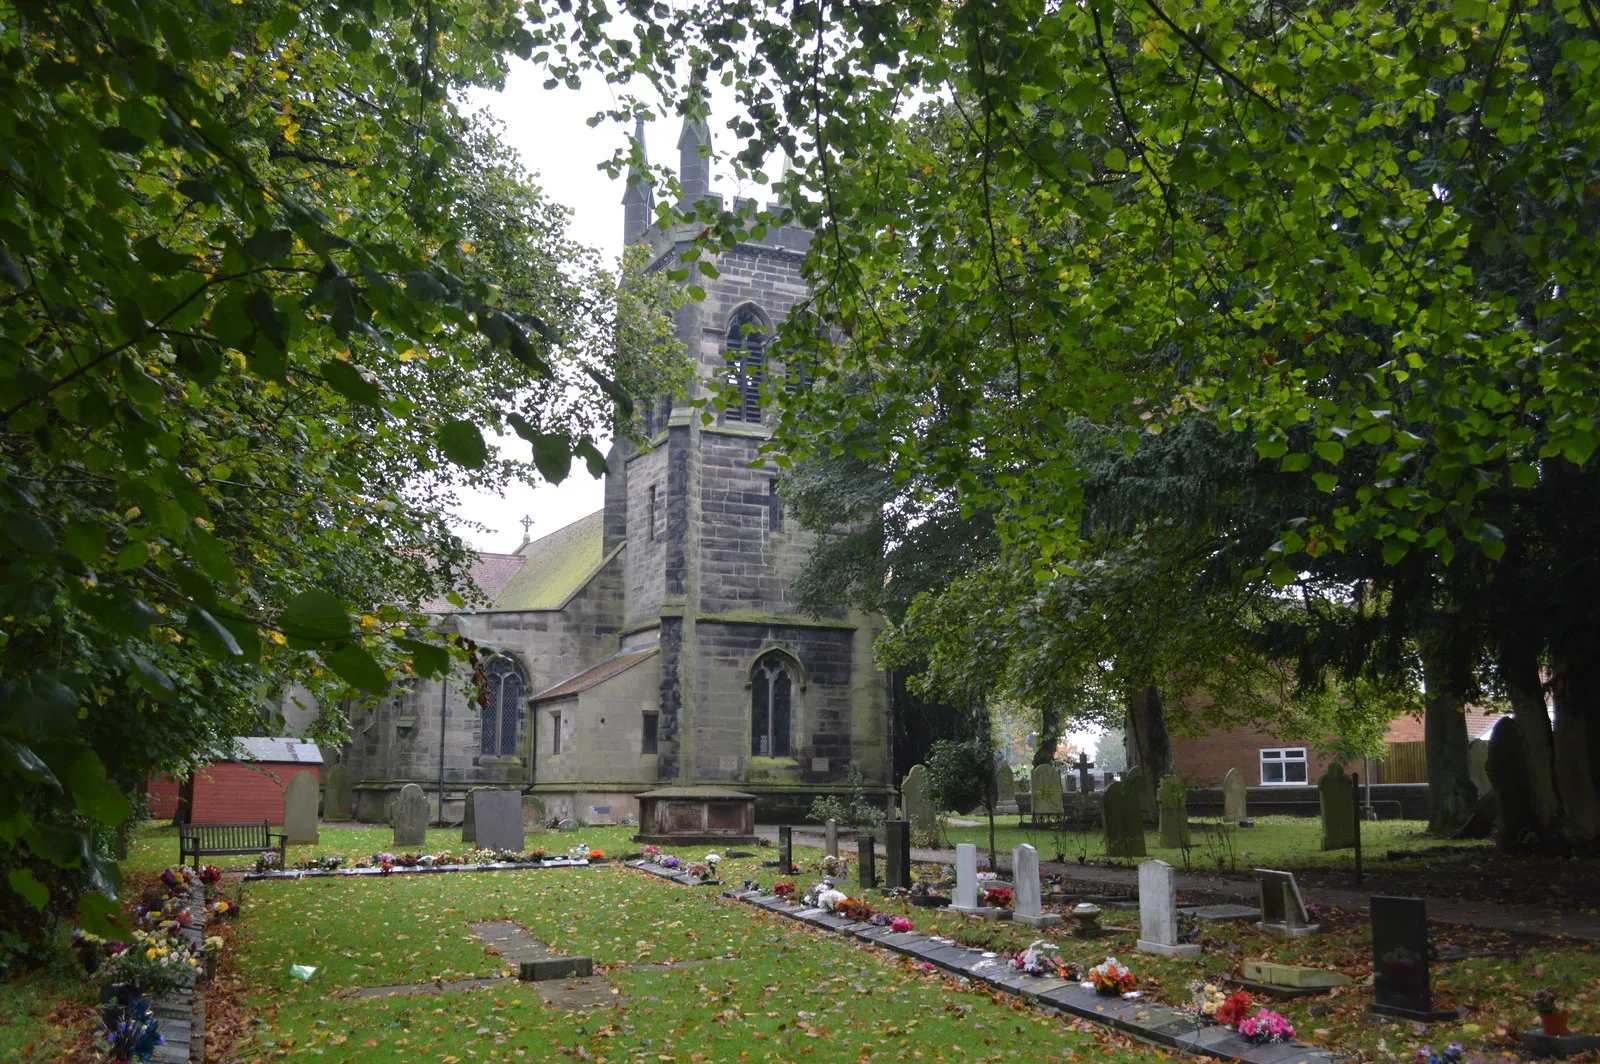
[724,305,768,422]
[750,652,795,758]
[478,654,525,757]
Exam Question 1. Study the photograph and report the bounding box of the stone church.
[332,116,892,825]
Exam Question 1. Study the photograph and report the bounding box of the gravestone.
[1222,768,1247,824]
[777,825,794,874]
[884,820,911,890]
[1158,788,1190,848]
[1012,844,1061,927]
[1241,961,1352,991]
[1124,765,1155,821]
[1255,868,1319,935]
[1136,859,1200,955]
[475,790,525,853]
[994,767,1019,815]
[1319,763,1356,850]
[1031,764,1064,819]
[1072,751,1095,795]
[1369,896,1459,1022]
[1101,780,1147,858]
[950,843,984,914]
[902,765,937,841]
[521,793,546,826]
[824,818,839,858]
[392,783,428,848]
[857,834,877,890]
[282,770,319,845]
[461,786,487,845]
[322,763,353,821]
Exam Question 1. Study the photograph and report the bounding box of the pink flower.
[890,917,914,933]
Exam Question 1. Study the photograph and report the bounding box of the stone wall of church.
[624,444,669,625]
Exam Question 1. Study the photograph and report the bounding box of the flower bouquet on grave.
[1236,1009,1295,1044]
[588,848,606,861]
[1088,957,1137,996]
[396,853,422,868]
[1011,940,1082,979]
[254,851,284,873]
[868,912,895,927]
[983,887,1014,910]
[318,855,345,871]
[821,854,848,878]
[687,862,713,882]
[1212,990,1255,1028]
[1532,988,1569,1037]
[890,916,914,933]
[199,865,223,887]
[1187,981,1228,1023]
[95,930,200,994]
[704,852,722,871]
[528,847,546,861]
[660,855,682,870]
[640,844,662,863]
[209,900,238,923]
[568,843,592,862]
[466,848,499,866]
[773,881,797,899]
[101,997,163,1063]
[72,929,118,976]
[836,897,875,921]
[1416,1043,1467,1064]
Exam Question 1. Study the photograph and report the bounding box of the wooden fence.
[1381,740,1429,783]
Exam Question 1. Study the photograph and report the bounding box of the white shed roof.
[229,737,324,764]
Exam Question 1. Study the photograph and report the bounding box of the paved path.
[765,826,1600,941]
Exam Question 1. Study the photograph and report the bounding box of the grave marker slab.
[1032,765,1064,818]
[1255,868,1320,935]
[322,763,353,821]
[461,786,486,845]
[1012,844,1061,927]
[902,765,937,842]
[1319,763,1357,851]
[475,790,525,852]
[857,834,877,890]
[1102,780,1146,858]
[884,820,911,890]
[1158,789,1190,848]
[1136,859,1200,955]
[282,770,319,845]
[1222,768,1247,824]
[777,825,794,874]
[1241,961,1351,989]
[1369,896,1459,1022]
[950,843,984,914]
[392,783,428,848]
[824,818,839,858]
[1072,751,1095,795]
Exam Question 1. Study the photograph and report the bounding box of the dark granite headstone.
[1102,780,1146,858]
[1369,896,1458,1022]
[885,820,911,889]
[777,825,793,874]
[858,834,877,890]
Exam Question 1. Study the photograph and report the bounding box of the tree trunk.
[1496,638,1561,841]
[1548,645,1600,848]
[1124,687,1171,815]
[1421,647,1477,836]
[1034,702,1063,766]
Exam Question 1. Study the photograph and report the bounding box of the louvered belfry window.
[724,305,768,422]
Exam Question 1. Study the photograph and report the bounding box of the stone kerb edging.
[145,880,208,1063]
[718,887,1337,1064]
[242,857,606,882]
[625,860,722,887]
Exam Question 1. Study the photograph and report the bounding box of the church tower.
[530,111,892,815]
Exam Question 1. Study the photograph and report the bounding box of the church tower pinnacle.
[621,114,654,247]
[677,109,712,202]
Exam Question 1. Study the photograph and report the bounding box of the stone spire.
[677,109,712,202]
[621,114,655,246]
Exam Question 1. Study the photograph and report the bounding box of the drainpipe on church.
[436,678,448,827]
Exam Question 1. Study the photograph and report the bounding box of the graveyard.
[4,804,1597,1064]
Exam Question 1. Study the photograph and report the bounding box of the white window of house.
[1259,747,1308,785]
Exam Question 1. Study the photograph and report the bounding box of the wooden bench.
[178,821,286,869]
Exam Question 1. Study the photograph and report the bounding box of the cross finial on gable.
[519,515,533,544]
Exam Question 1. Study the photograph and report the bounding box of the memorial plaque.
[474,790,525,853]
[884,820,911,890]
[777,824,793,874]
[1255,868,1319,935]
[1369,896,1457,1022]
[857,834,877,889]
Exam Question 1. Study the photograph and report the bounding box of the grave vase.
[1540,1012,1570,1037]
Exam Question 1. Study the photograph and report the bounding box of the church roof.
[493,510,606,610]
[419,550,527,612]
[533,644,659,701]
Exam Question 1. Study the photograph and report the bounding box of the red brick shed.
[147,738,324,824]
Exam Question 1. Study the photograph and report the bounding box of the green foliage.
[0,0,681,956]
[923,738,998,817]
[806,765,887,831]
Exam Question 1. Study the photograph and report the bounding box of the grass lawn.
[0,958,85,1063]
[221,856,1172,1063]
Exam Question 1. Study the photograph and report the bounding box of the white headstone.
[824,818,839,858]
[392,783,428,848]
[951,842,983,913]
[474,790,525,853]
[1031,765,1064,817]
[1136,859,1200,955]
[1012,843,1062,927]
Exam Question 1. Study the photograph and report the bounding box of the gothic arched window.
[479,655,526,757]
[750,652,795,758]
[724,305,768,422]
